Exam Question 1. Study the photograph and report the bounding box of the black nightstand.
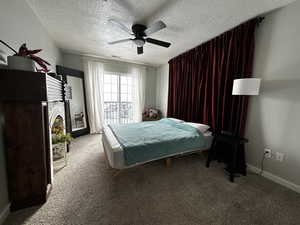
[206,131,248,182]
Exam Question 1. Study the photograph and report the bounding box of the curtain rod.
[257,16,265,26]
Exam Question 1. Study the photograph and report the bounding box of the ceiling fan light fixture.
[133,39,145,47]
[108,19,171,55]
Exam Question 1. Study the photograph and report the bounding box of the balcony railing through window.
[103,72,133,125]
[104,101,133,124]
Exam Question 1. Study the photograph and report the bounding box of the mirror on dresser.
[56,66,90,137]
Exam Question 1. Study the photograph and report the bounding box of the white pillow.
[183,122,210,133]
[168,118,184,123]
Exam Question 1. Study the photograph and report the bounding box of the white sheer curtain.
[84,58,146,127]
[84,61,105,133]
[131,66,146,122]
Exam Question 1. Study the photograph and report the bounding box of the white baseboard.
[247,164,300,194]
[0,203,10,225]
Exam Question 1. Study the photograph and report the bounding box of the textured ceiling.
[26,0,295,66]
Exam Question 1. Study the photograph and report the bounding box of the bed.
[102,118,213,169]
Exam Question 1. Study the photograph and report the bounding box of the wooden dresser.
[0,69,65,211]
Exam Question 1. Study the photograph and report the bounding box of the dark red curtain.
[167,19,258,136]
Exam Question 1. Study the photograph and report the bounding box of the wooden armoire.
[0,69,66,211]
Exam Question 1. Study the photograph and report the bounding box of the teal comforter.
[109,118,207,166]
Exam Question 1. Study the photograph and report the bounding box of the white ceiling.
[26,0,295,66]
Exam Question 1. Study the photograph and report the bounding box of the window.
[103,72,134,124]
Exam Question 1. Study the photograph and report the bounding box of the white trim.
[0,203,10,225]
[247,164,300,194]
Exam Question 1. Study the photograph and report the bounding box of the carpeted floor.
[4,134,300,225]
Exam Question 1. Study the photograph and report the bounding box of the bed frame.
[102,142,210,169]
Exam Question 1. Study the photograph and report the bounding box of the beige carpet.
[4,134,300,225]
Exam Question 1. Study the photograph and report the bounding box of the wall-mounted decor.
[0,40,50,72]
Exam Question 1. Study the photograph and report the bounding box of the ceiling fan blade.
[144,20,166,36]
[145,38,171,48]
[137,47,143,54]
[108,19,133,35]
[108,38,132,45]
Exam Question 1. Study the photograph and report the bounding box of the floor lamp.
[207,78,261,181]
[232,78,261,136]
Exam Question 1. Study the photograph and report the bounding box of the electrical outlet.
[264,148,272,158]
[276,152,284,162]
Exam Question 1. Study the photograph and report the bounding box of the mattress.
[102,125,213,169]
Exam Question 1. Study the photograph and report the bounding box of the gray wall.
[61,53,84,71]
[155,2,300,187]
[156,64,169,117]
[144,67,157,108]
[245,0,300,185]
[62,53,157,108]
[0,0,62,217]
[0,1,61,71]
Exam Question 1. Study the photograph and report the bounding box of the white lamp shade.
[232,78,261,95]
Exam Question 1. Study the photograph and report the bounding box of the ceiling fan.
[108,19,171,55]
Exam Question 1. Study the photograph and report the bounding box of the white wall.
[62,53,157,108]
[246,0,300,186]
[0,0,62,221]
[156,64,169,117]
